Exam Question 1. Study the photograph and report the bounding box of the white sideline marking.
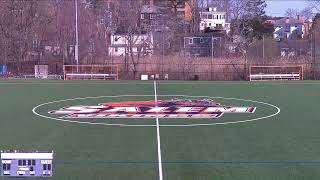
[154,81,164,180]
[66,73,117,76]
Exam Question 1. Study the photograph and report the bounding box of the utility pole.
[4,39,7,64]
[162,26,165,76]
[311,33,313,79]
[75,0,79,71]
[224,0,229,23]
[20,8,23,64]
[211,36,214,80]
[211,36,214,61]
[262,35,265,63]
[311,32,316,80]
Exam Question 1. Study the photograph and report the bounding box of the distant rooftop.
[141,4,160,14]
[273,17,306,25]
[200,7,225,12]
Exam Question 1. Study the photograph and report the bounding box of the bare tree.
[0,0,50,73]
[300,7,314,20]
[285,8,300,18]
[112,1,152,79]
[228,0,269,78]
[186,0,200,33]
[285,7,314,20]
[0,0,113,74]
[308,0,320,12]
[228,0,248,33]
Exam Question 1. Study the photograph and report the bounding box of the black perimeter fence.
[4,56,320,81]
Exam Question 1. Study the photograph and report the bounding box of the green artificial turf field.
[0,80,320,180]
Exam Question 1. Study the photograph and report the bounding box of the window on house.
[22,160,26,166]
[32,160,36,166]
[209,23,211,26]
[18,160,22,166]
[3,164,11,171]
[114,37,118,42]
[141,14,145,19]
[216,15,219,19]
[193,38,200,43]
[216,24,223,28]
[43,164,47,170]
[115,47,118,52]
[99,18,104,25]
[32,39,39,48]
[48,164,51,171]
[201,14,207,19]
[285,25,290,32]
[28,160,31,165]
[200,38,204,43]
[189,38,193,44]
[223,15,225,19]
[208,14,213,19]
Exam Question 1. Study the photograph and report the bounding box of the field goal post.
[63,65,119,80]
[249,65,303,81]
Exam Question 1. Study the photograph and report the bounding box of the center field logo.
[49,99,256,119]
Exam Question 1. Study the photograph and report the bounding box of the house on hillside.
[109,33,153,56]
[199,7,230,34]
[140,4,161,31]
[271,16,310,41]
[142,0,187,19]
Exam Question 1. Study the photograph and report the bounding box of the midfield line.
[154,81,164,180]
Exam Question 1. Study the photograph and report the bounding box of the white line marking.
[0,82,153,85]
[32,95,280,127]
[2,81,320,85]
[154,81,164,180]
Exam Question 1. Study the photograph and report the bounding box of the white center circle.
[32,95,280,127]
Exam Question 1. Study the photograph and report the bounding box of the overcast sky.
[265,0,310,16]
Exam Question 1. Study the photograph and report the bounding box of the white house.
[272,17,306,41]
[199,7,230,33]
[109,33,153,56]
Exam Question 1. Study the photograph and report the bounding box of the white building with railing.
[199,7,230,34]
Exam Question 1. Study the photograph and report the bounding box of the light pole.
[262,35,265,63]
[75,0,79,71]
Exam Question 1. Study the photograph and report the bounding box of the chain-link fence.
[2,25,319,81]
[2,54,319,81]
[6,61,63,77]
